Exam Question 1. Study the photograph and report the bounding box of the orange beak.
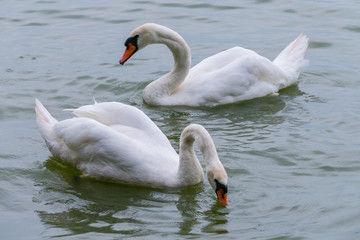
[120,43,137,65]
[216,188,228,205]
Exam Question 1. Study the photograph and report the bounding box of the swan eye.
[124,35,139,48]
[214,179,227,193]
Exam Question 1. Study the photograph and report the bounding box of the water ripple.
[343,25,360,33]
[309,41,332,48]
[2,0,360,239]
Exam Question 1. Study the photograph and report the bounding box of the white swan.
[35,99,228,205]
[120,23,309,106]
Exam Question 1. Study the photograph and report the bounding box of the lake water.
[1,0,360,239]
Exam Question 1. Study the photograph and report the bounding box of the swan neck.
[167,40,191,72]
[143,27,191,104]
[156,26,191,71]
[177,124,218,185]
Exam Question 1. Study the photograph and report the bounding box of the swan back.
[68,102,168,144]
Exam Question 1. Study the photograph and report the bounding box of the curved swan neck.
[143,24,191,104]
[177,124,219,185]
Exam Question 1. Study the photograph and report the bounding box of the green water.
[1,0,360,239]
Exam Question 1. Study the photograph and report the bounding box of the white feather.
[35,100,228,191]
[122,23,309,106]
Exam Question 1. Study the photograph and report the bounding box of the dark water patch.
[77,75,93,81]
[245,149,297,167]
[255,0,272,3]
[190,3,241,10]
[227,168,251,176]
[343,26,360,33]
[134,0,155,4]
[75,7,107,12]
[49,95,70,103]
[319,166,360,173]
[94,83,117,92]
[23,22,48,26]
[268,235,304,240]
[279,85,305,98]
[172,15,190,20]
[160,3,185,8]
[208,95,286,121]
[284,9,297,13]
[10,18,22,22]
[270,155,297,167]
[39,9,61,15]
[0,154,20,160]
[58,14,89,19]
[312,150,327,155]
[291,172,313,177]
[64,75,93,87]
[280,85,326,105]
[23,10,38,14]
[309,41,332,49]
[24,9,61,15]
[160,3,242,10]
[43,157,82,182]
[123,8,145,13]
[99,62,117,67]
[35,0,56,4]
[106,19,133,24]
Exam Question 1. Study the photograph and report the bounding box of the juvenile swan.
[35,99,228,205]
[120,23,309,106]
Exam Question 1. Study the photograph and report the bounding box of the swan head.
[207,163,228,205]
[120,23,164,65]
[179,124,229,205]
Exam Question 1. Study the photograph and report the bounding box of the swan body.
[120,23,309,106]
[35,99,228,204]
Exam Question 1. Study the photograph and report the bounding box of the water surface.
[1,0,360,239]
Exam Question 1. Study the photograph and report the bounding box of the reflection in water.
[36,157,230,237]
[36,158,162,236]
[202,202,230,234]
[176,184,230,235]
[175,184,203,235]
[149,90,291,150]
[155,85,307,135]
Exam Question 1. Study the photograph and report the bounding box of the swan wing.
[53,117,179,185]
[36,99,179,186]
[170,47,285,106]
[68,101,174,150]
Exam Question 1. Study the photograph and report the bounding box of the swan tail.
[66,102,139,127]
[65,106,104,123]
[273,34,309,84]
[35,99,58,144]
